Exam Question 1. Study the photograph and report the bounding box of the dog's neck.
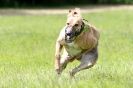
[75,21,90,37]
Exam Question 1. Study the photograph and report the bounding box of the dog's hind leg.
[69,47,98,77]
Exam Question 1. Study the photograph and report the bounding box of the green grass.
[0,10,133,88]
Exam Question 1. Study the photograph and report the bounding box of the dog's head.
[65,8,84,43]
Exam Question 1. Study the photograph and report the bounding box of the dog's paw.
[55,69,61,75]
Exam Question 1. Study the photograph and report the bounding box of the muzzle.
[65,26,75,43]
[65,22,85,43]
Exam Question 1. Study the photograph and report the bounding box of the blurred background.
[0,0,133,8]
[0,0,133,88]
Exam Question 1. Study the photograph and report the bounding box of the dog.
[55,8,100,77]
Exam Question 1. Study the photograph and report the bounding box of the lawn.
[0,9,132,88]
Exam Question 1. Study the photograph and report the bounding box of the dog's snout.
[65,26,73,36]
[66,32,71,36]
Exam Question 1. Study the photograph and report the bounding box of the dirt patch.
[0,5,133,15]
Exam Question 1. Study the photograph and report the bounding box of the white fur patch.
[66,42,81,56]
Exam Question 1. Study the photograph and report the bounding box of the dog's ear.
[68,8,81,17]
[68,8,80,14]
[73,8,81,17]
[74,8,80,14]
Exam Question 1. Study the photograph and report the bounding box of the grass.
[0,10,133,88]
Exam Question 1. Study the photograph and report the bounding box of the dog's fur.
[55,8,100,77]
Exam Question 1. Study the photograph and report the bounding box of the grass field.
[0,9,133,88]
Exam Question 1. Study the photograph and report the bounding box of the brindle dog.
[55,8,100,77]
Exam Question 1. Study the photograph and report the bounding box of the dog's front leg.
[55,41,63,75]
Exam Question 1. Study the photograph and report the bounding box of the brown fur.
[75,24,100,50]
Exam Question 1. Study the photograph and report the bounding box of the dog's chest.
[65,42,82,56]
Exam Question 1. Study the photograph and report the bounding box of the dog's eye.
[67,23,69,25]
[75,24,78,27]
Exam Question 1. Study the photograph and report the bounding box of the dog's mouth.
[65,39,73,43]
[65,35,75,43]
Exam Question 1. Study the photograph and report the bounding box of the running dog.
[55,8,100,77]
